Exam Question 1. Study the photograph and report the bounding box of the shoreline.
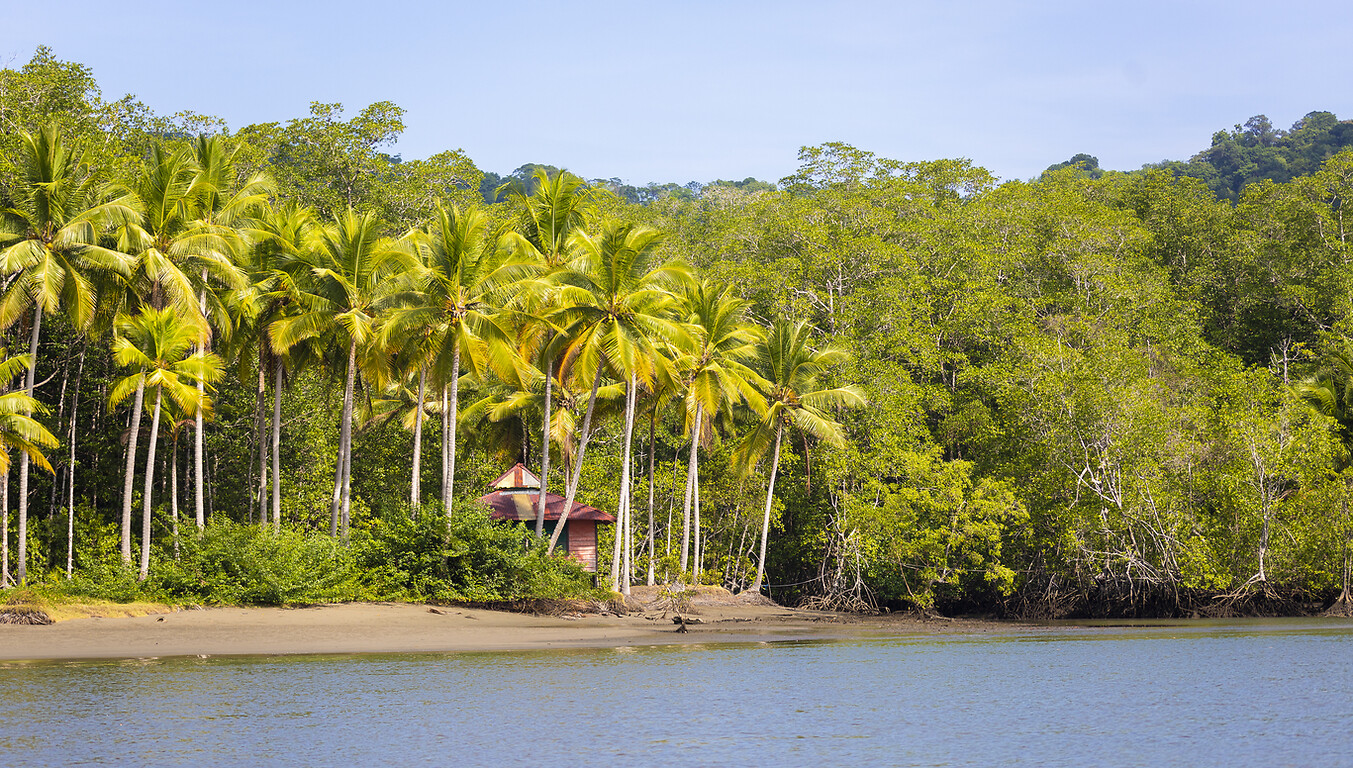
[0,597,1014,663]
[2,599,1349,663]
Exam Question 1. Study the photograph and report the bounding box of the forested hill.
[506,111,1353,206]
[1046,111,1353,201]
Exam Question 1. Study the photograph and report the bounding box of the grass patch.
[2,586,175,623]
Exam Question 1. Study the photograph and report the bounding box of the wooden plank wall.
[569,521,598,572]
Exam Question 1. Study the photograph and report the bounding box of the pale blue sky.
[3,1,1349,185]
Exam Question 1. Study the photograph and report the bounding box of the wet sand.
[0,591,1010,662]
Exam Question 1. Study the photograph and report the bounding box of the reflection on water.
[1,620,1351,767]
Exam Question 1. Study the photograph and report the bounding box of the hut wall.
[568,521,598,572]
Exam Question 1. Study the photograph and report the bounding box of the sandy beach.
[0,588,1008,662]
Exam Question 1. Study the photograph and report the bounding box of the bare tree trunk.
[139,388,163,581]
[330,340,357,537]
[679,405,701,576]
[1258,508,1271,583]
[548,365,603,555]
[410,364,425,512]
[536,354,552,537]
[445,340,461,518]
[271,359,283,531]
[751,424,784,593]
[16,303,42,584]
[120,379,146,564]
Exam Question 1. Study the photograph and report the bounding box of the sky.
[3,1,1350,186]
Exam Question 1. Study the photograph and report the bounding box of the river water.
[1,619,1350,767]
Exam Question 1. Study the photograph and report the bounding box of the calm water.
[1,619,1351,767]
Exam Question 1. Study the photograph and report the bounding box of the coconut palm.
[270,209,412,537]
[1292,342,1353,445]
[236,202,320,528]
[0,124,139,584]
[547,222,691,593]
[462,368,627,469]
[0,351,58,587]
[186,135,274,530]
[382,204,532,516]
[118,143,248,321]
[738,319,865,593]
[110,308,222,580]
[673,282,767,581]
[500,169,594,537]
[118,139,259,530]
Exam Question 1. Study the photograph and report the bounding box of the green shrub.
[150,522,360,604]
[352,502,599,602]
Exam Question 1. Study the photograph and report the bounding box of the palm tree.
[270,209,412,537]
[1292,342,1353,442]
[0,350,58,587]
[383,204,531,516]
[500,169,593,537]
[0,124,139,584]
[239,202,320,529]
[547,222,691,593]
[119,139,259,530]
[186,135,273,531]
[111,308,222,580]
[738,319,865,593]
[673,282,767,581]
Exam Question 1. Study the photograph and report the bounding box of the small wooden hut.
[477,464,614,572]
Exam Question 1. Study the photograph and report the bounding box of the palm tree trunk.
[440,384,449,505]
[120,379,146,564]
[410,364,425,513]
[536,354,552,537]
[16,302,42,584]
[679,404,701,576]
[751,424,784,593]
[341,424,353,540]
[340,342,358,540]
[611,372,637,594]
[195,281,208,531]
[444,339,461,518]
[2,471,9,587]
[646,408,657,586]
[48,348,71,524]
[254,358,268,525]
[139,387,163,581]
[330,340,357,537]
[171,435,180,560]
[66,342,85,579]
[623,372,637,593]
[693,454,702,585]
[271,358,283,531]
[548,365,603,555]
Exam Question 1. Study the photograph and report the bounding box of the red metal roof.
[477,489,615,523]
[478,465,614,523]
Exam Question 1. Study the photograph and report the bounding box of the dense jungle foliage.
[3,48,1353,617]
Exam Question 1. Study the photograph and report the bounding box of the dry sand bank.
[0,587,1013,662]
